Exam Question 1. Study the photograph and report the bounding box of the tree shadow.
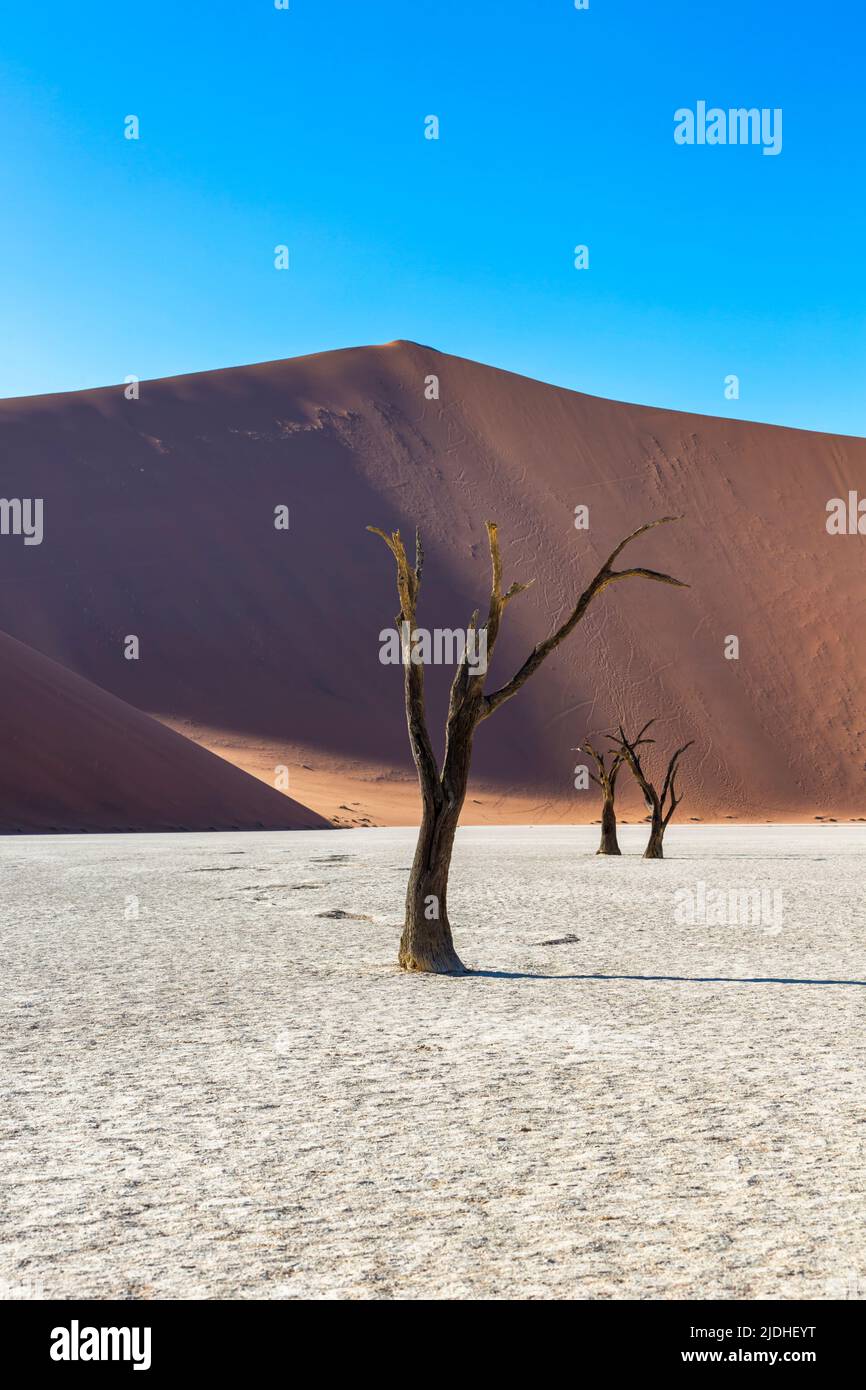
[468,970,866,986]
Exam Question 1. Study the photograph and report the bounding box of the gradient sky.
[1,0,863,434]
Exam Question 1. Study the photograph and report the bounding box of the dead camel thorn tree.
[613,721,694,859]
[575,725,653,855]
[369,517,687,974]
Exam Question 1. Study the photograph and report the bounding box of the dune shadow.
[468,971,866,987]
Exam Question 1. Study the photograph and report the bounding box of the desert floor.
[2,824,864,1300]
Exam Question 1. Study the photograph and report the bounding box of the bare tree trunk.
[400,684,479,972]
[644,812,665,859]
[598,796,621,855]
[400,804,464,972]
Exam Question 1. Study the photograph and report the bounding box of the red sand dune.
[1,339,865,825]
[0,629,329,832]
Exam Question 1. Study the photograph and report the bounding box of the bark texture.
[370,518,687,971]
[644,818,666,859]
[401,804,464,972]
[599,798,621,855]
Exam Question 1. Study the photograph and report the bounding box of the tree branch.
[612,723,659,814]
[480,521,534,673]
[612,724,694,827]
[574,737,621,794]
[368,525,443,812]
[661,741,694,821]
[481,517,686,720]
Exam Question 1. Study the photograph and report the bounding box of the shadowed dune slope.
[0,630,329,832]
[1,339,865,823]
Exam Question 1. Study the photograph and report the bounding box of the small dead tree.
[575,728,651,855]
[370,518,686,973]
[613,721,694,859]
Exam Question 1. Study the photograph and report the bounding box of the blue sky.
[1,0,863,434]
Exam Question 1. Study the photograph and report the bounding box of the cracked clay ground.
[2,824,864,1299]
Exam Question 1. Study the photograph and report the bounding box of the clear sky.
[1,0,863,435]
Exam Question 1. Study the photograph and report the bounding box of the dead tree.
[369,518,687,973]
[613,721,694,859]
[575,727,651,855]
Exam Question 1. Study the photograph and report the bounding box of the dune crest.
[1,340,863,824]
